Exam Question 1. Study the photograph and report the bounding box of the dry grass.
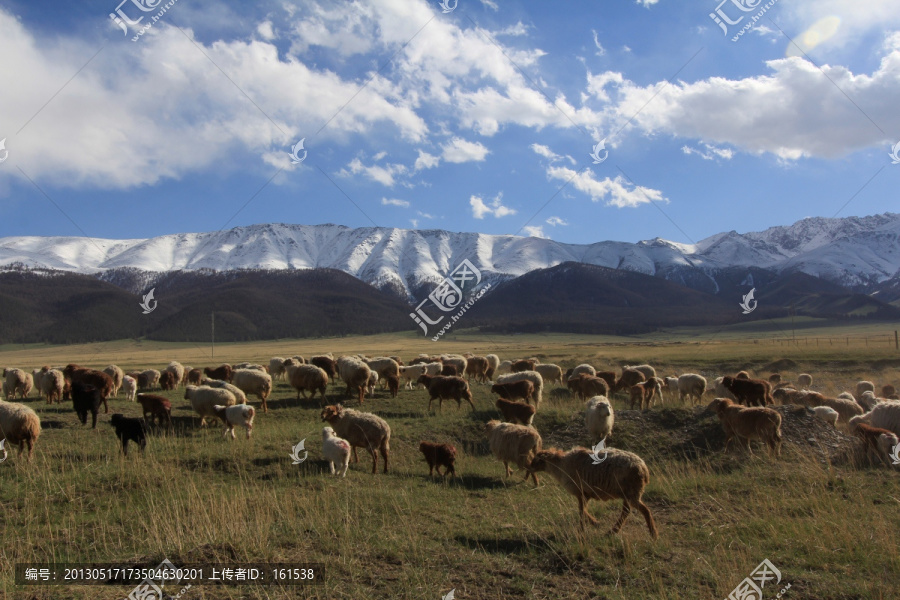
[0,329,899,599]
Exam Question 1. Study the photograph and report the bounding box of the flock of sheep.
[1,354,899,537]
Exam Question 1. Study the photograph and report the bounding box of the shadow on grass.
[454,533,554,555]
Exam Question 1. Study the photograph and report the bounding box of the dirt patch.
[763,358,800,372]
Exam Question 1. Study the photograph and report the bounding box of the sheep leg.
[578,496,599,529]
[329,461,335,475]
[634,500,658,539]
[261,397,268,413]
[380,444,389,474]
[102,397,108,414]
[503,461,512,478]
[368,447,378,474]
[466,396,476,412]
[352,446,360,463]
[610,501,632,534]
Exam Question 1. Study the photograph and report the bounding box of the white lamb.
[585,396,614,443]
[122,375,137,402]
[213,404,255,439]
[810,406,839,427]
[322,426,352,477]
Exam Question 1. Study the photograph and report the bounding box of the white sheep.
[364,357,400,382]
[496,360,513,377]
[269,357,286,380]
[678,373,707,405]
[485,419,542,486]
[201,378,248,405]
[0,400,41,460]
[164,361,185,388]
[140,369,161,389]
[849,401,900,436]
[103,365,124,396]
[40,369,65,404]
[797,373,813,388]
[585,396,614,443]
[440,355,467,377]
[858,391,881,412]
[571,364,596,379]
[627,364,657,380]
[31,369,45,398]
[322,426,352,477]
[496,371,544,406]
[856,380,875,399]
[213,404,255,439]
[288,364,329,401]
[2,368,27,400]
[184,385,236,427]
[122,375,137,403]
[664,376,679,401]
[485,354,500,380]
[713,376,738,401]
[810,406,839,427]
[399,363,440,390]
[320,404,391,474]
[231,369,273,412]
[877,432,899,468]
[366,371,379,397]
[336,356,371,403]
[534,364,564,386]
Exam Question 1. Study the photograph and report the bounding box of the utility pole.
[211,311,215,358]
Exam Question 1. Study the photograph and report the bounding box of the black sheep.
[71,381,103,429]
[109,414,147,456]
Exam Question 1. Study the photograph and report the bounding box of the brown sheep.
[629,382,654,411]
[491,381,534,404]
[311,356,337,383]
[495,397,536,426]
[850,421,897,467]
[530,447,658,538]
[187,368,203,386]
[419,441,456,477]
[385,374,399,398]
[595,371,617,390]
[204,364,233,382]
[708,398,782,457]
[721,375,772,407]
[511,358,537,373]
[421,375,475,412]
[135,393,172,428]
[614,368,645,392]
[485,420,542,486]
[440,364,459,376]
[63,365,113,413]
[568,374,609,401]
[464,356,490,383]
[158,370,177,391]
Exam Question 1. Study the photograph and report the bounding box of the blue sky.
[0,0,898,245]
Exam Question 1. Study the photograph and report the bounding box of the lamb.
[0,400,41,460]
[421,375,475,412]
[495,397,536,426]
[485,420,542,486]
[849,401,900,436]
[529,447,658,538]
[320,404,391,474]
[336,356,371,404]
[491,380,535,404]
[534,364,563,387]
[158,370,178,391]
[184,385,236,427]
[511,358,537,373]
[419,441,457,478]
[288,364,329,402]
[721,375,772,407]
[231,369,273,412]
[140,369,161,390]
[311,355,337,383]
[797,373,813,388]
[322,426,352,477]
[464,356,490,383]
[707,398,782,457]
[496,371,544,406]
[269,357,287,380]
[213,404,255,439]
[135,393,172,428]
[810,406,839,427]
[186,368,202,386]
[201,378,248,404]
[856,380,875,399]
[2,368,27,400]
[63,365,114,413]
[676,373,707,405]
[399,363,441,389]
[485,354,500,380]
[614,368,645,393]
[40,369,65,404]
[629,382,654,411]
[120,375,136,403]
[204,364,233,382]
[71,381,104,428]
[585,396,614,443]
[109,414,146,456]
[385,374,399,398]
[818,396,865,423]
[103,365,124,396]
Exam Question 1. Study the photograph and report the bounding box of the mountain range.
[0,213,898,343]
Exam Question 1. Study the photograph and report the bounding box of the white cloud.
[416,210,435,219]
[257,20,275,40]
[546,216,567,226]
[479,0,499,11]
[442,137,490,163]
[530,143,562,161]
[546,167,667,208]
[382,197,410,207]
[591,30,606,56]
[496,22,530,37]
[410,219,419,228]
[681,143,734,161]
[373,151,388,161]
[470,193,516,219]
[413,149,440,171]
[344,158,408,187]
[522,225,546,238]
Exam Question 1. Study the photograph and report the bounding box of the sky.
[0,0,898,246]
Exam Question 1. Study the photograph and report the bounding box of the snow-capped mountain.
[1,213,898,300]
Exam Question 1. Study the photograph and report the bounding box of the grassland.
[1,325,899,599]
